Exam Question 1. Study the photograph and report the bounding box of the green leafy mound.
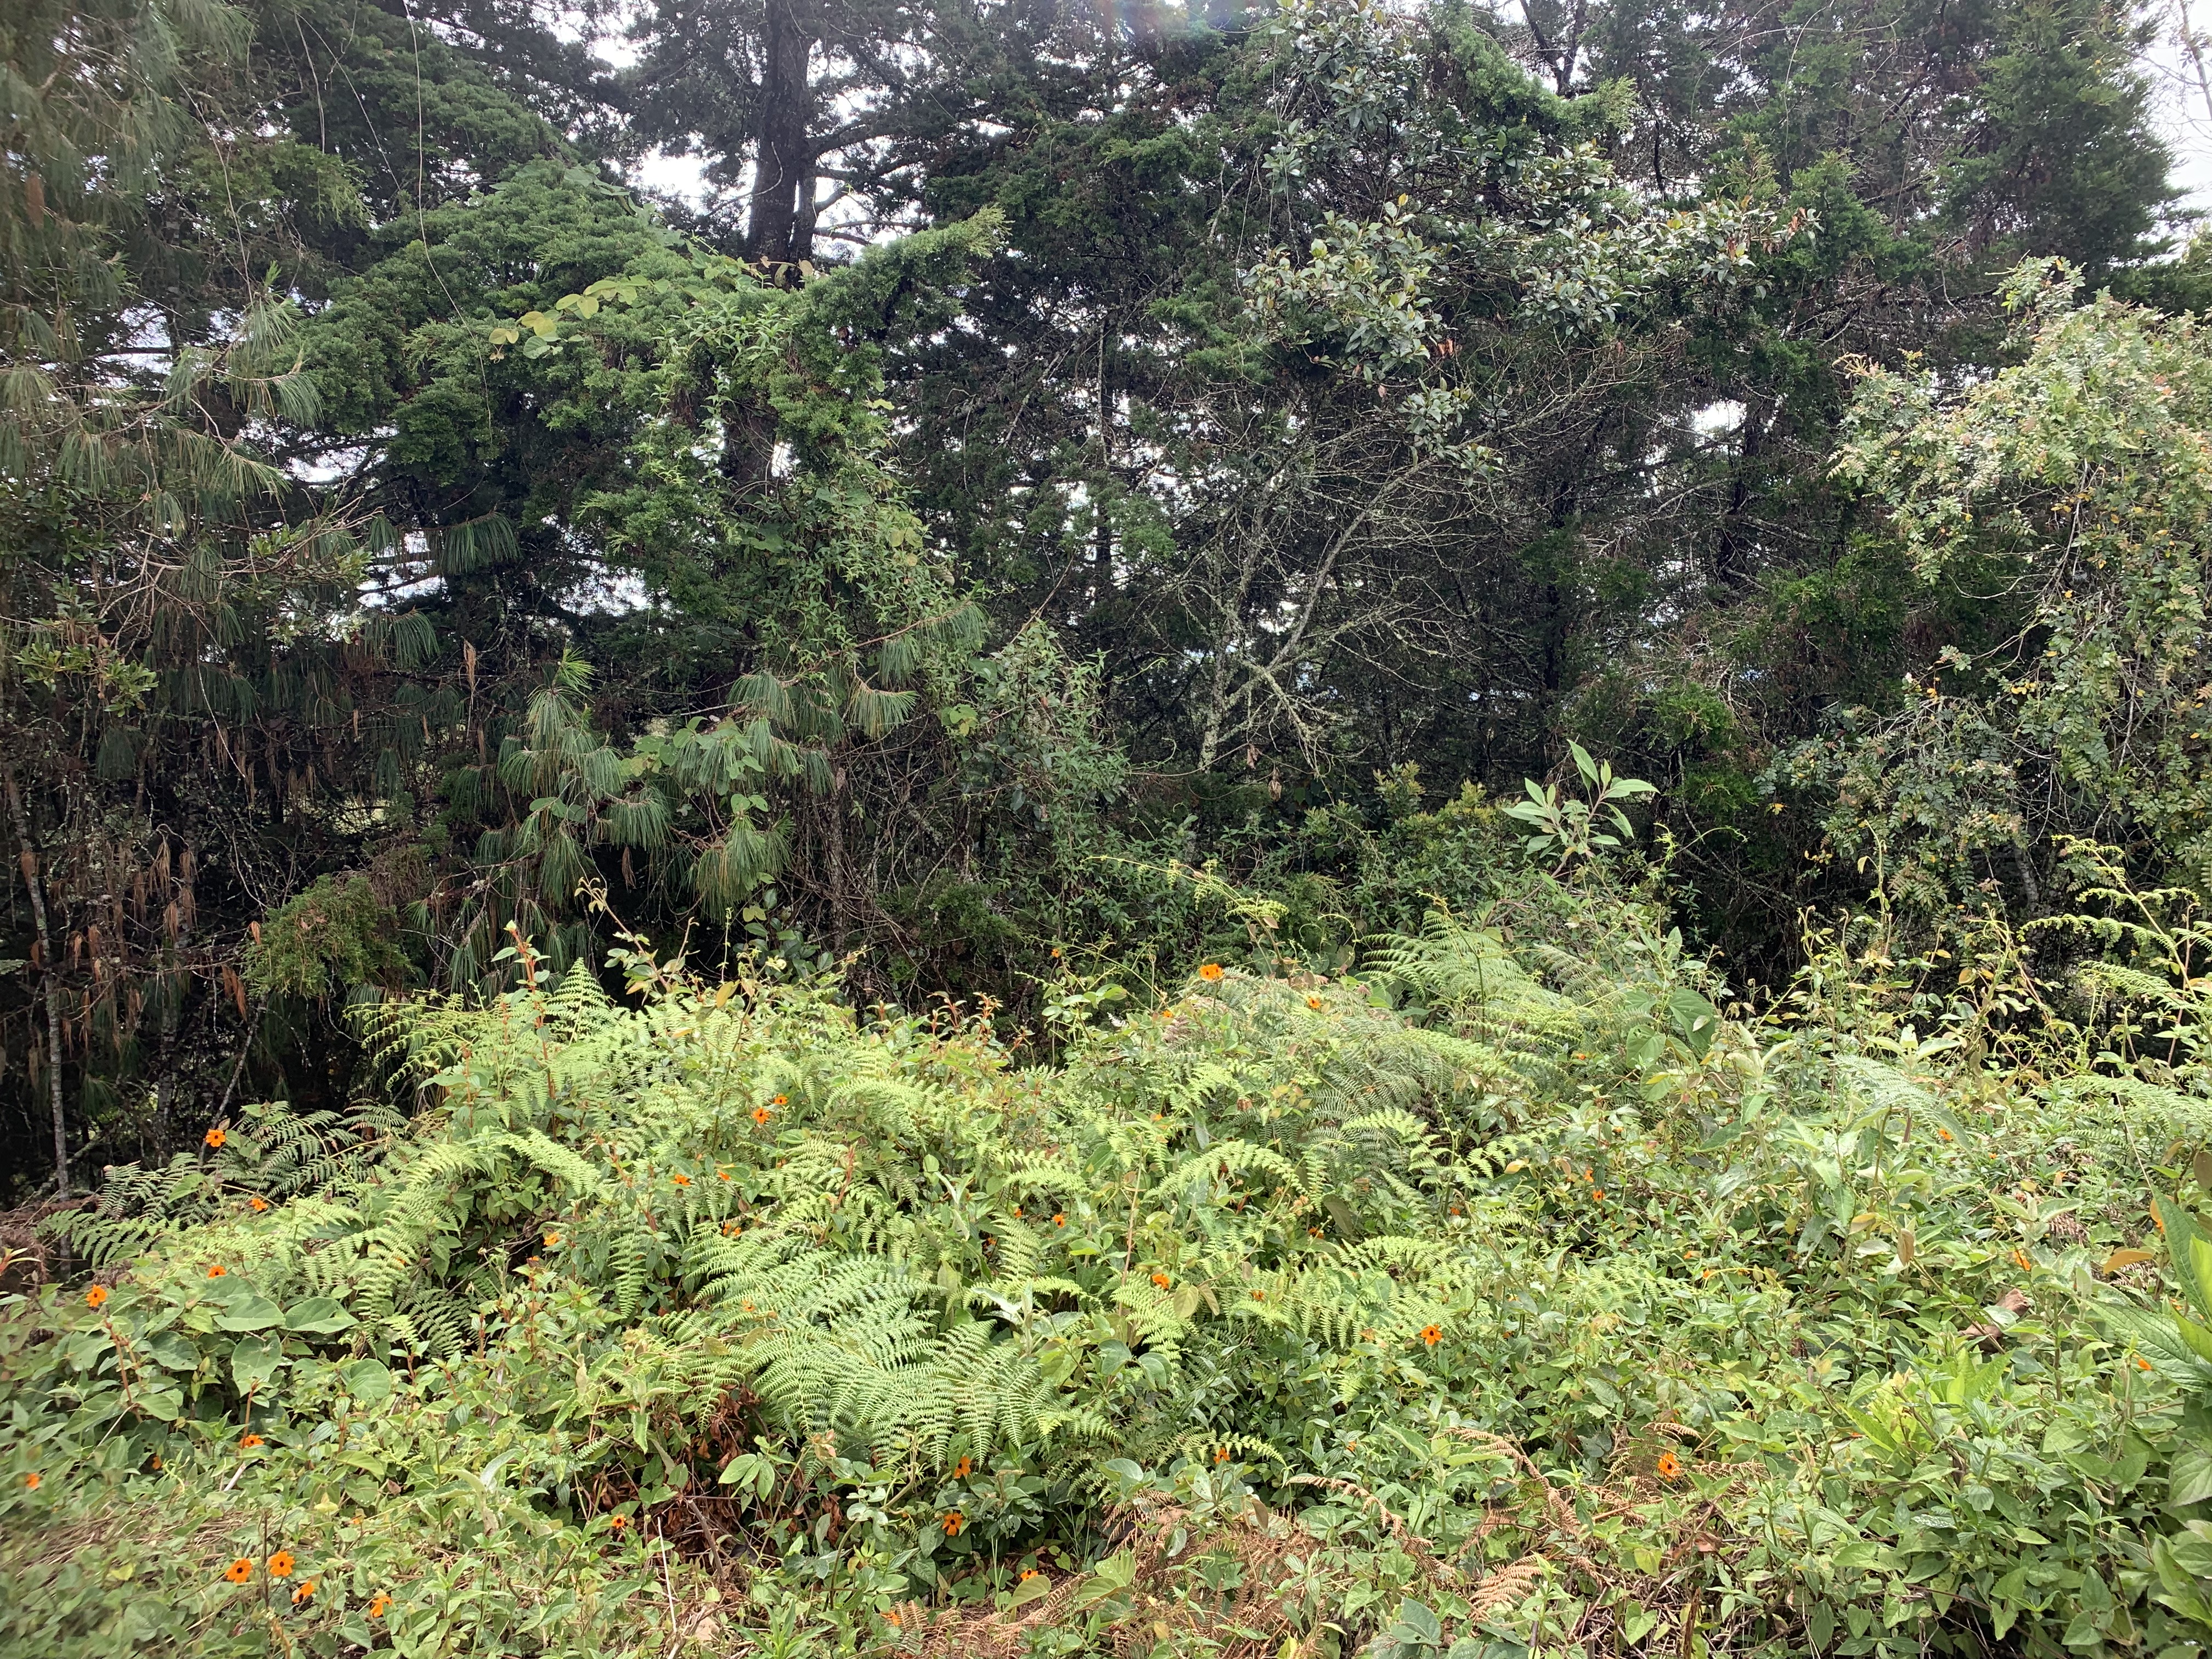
[6,894,2212,1657]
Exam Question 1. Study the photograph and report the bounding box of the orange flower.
[609,1515,628,1531]
[84,1285,109,1310]
[1198,963,1224,981]
[672,1173,691,1187]
[150,1455,162,1471]
[1213,1446,1229,1464]
[1419,1325,1443,1347]
[291,1581,317,1605]
[1152,1272,1171,1289]
[717,1169,731,1181]
[2136,1356,2154,1371]
[249,1197,269,1212]
[1306,996,1323,1009]
[368,1593,391,1619]
[205,1127,227,1149]
[953,1457,973,1478]
[266,1550,295,1578]
[2010,1248,2033,1272]
[1592,1189,1604,1201]
[1020,1567,1042,1582]
[752,1106,772,1125]
[943,1510,964,1536]
[544,1233,562,1248]
[1249,1288,1265,1301]
[1937,1128,1954,1142]
[223,1558,253,1583]
[1053,1213,1066,1227]
[239,1434,264,1449]
[207,1264,228,1278]
[1656,1452,1683,1481]
[771,1094,787,1107]
[22,1472,41,1491]
[1011,1205,1022,1218]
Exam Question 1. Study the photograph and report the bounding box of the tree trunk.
[5,771,69,1195]
[747,0,816,267]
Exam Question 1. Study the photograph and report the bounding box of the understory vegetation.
[15,837,2212,1657]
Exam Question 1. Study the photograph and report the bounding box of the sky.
[2151,35,2212,216]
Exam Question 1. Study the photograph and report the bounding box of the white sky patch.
[2142,8,2212,214]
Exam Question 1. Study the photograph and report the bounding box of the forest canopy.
[13,0,2212,1653]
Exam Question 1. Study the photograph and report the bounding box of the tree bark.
[747,0,816,267]
[5,770,69,1195]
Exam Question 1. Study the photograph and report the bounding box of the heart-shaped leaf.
[285,1298,357,1336]
[231,1333,286,1393]
[340,1358,394,1407]
[213,1292,284,1333]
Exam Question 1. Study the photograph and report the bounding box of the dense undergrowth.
[10,864,2212,1658]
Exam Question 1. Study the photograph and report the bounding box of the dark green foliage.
[242,878,405,1003]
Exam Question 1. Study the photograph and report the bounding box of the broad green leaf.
[230,1334,285,1393]
[213,1293,284,1333]
[340,1359,394,1407]
[2169,1444,2212,1508]
[144,1330,200,1370]
[285,1298,356,1336]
